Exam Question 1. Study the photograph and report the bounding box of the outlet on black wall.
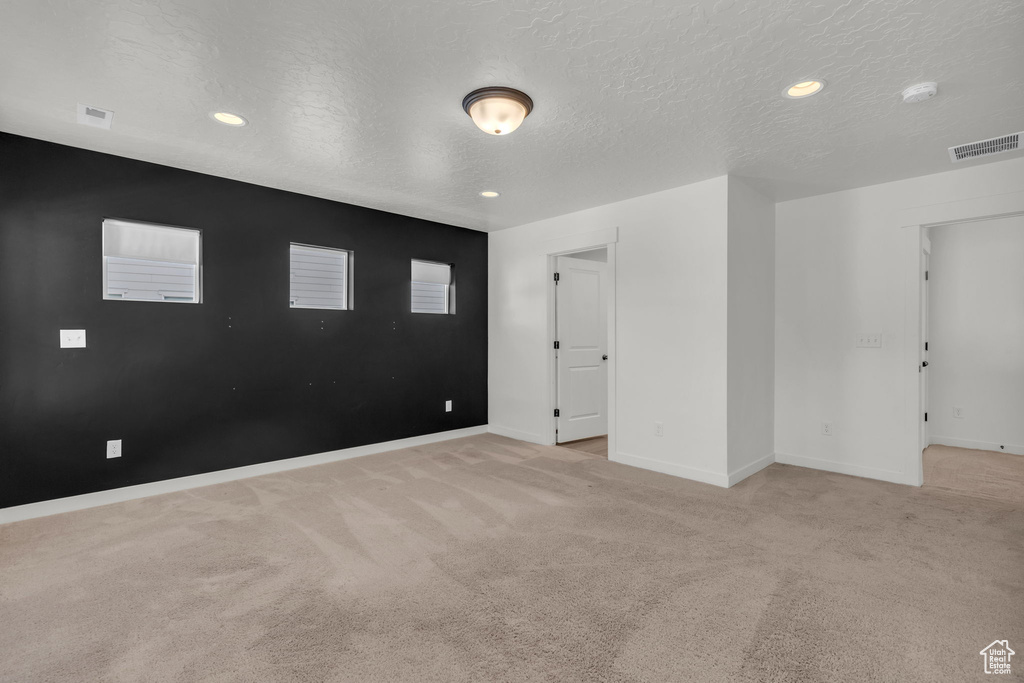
[0,133,487,508]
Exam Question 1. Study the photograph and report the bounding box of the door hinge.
[925,270,929,281]
[554,340,560,350]
[924,341,928,351]
[553,272,560,284]
[554,409,560,417]
[924,412,928,422]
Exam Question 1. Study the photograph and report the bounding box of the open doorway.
[552,247,611,458]
[921,215,1024,502]
[900,190,1024,487]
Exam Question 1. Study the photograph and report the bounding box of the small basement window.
[290,244,352,310]
[411,260,453,314]
[103,219,201,303]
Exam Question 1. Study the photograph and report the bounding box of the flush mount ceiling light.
[784,79,826,99]
[479,191,500,198]
[462,87,533,136]
[210,111,248,126]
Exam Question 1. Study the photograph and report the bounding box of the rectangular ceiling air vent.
[948,132,1020,163]
[76,103,114,130]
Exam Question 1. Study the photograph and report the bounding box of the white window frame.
[289,243,353,311]
[102,218,202,304]
[411,259,454,315]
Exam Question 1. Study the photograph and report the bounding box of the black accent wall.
[0,133,487,509]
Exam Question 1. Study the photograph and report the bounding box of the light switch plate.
[856,333,881,348]
[445,400,452,412]
[60,329,86,348]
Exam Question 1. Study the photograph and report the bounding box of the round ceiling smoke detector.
[902,82,938,104]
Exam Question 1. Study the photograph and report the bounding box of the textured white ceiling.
[1,0,1022,231]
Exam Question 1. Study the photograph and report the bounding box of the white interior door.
[556,255,608,442]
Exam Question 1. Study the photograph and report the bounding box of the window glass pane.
[290,244,349,310]
[106,256,197,301]
[411,260,452,314]
[104,220,199,263]
[411,282,448,314]
[103,219,201,303]
[411,260,451,285]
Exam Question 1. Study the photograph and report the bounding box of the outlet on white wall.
[654,421,664,437]
[953,406,964,419]
[445,400,452,413]
[822,422,834,436]
[106,439,121,459]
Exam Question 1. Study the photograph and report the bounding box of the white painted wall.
[489,176,732,485]
[775,156,1024,484]
[727,178,776,481]
[928,216,1024,455]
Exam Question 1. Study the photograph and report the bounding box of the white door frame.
[919,233,931,454]
[897,190,1024,486]
[544,227,618,458]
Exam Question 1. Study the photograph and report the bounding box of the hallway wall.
[928,215,1024,455]
[775,155,1024,484]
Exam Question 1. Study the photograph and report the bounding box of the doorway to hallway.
[921,215,1024,492]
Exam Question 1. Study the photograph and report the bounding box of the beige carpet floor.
[1,434,1022,682]
[558,435,609,458]
[924,443,1024,504]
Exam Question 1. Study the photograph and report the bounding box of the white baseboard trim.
[727,453,776,487]
[487,424,548,445]
[612,452,729,488]
[0,425,489,525]
[929,436,1024,457]
[774,452,911,486]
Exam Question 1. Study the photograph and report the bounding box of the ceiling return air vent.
[948,132,1020,163]
[76,103,114,129]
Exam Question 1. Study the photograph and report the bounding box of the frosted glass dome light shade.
[462,87,534,136]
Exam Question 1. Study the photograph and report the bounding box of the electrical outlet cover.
[106,439,122,459]
[60,329,86,348]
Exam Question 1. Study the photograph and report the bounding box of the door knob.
[922,361,929,367]
[602,354,608,360]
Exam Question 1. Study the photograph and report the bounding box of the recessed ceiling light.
[479,191,500,198]
[784,80,826,99]
[210,111,248,126]
[462,87,533,136]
